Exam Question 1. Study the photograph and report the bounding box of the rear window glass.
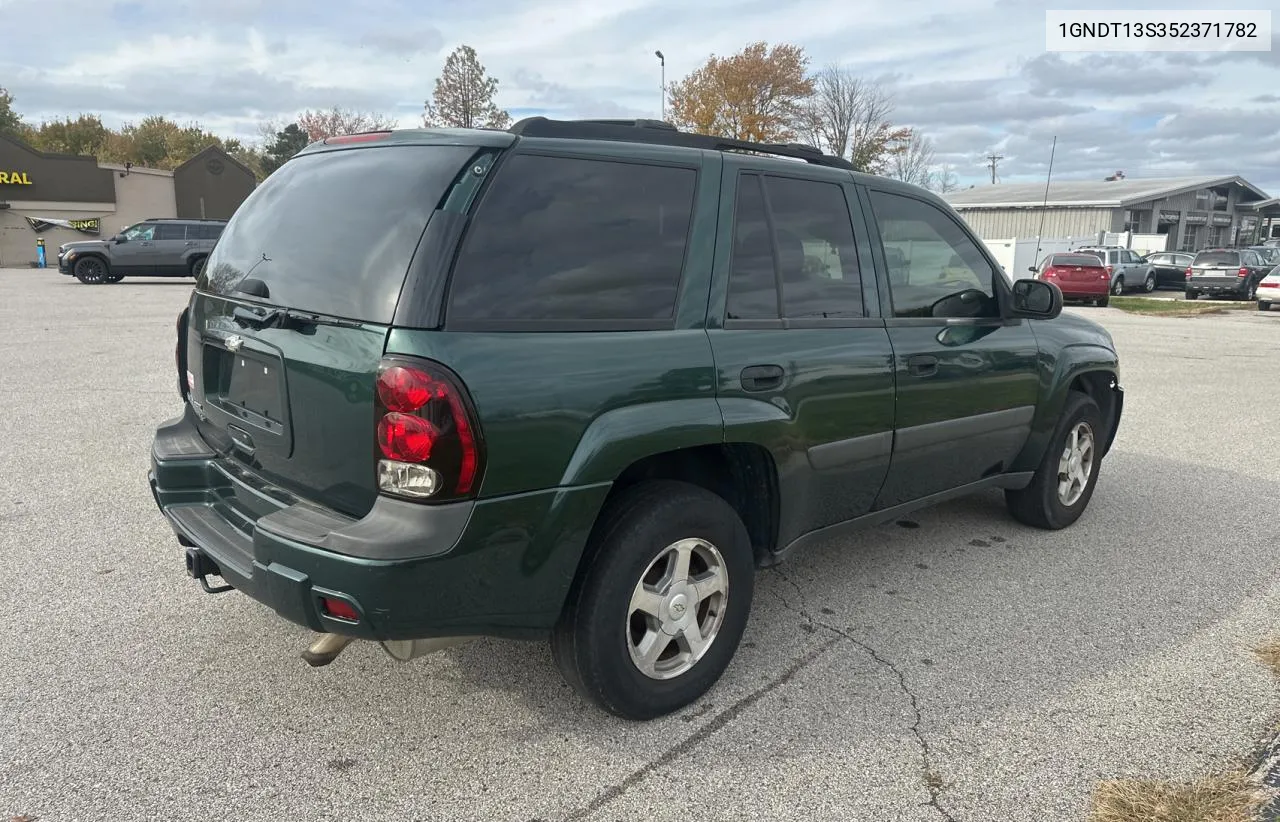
[1051,254,1103,267]
[1193,251,1239,266]
[198,145,473,323]
[446,154,696,325]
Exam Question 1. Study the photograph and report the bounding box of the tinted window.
[190,224,223,240]
[448,154,696,324]
[726,175,779,320]
[870,191,998,319]
[1122,250,1139,263]
[765,176,863,319]
[1194,251,1240,266]
[1051,254,1104,267]
[154,224,186,241]
[200,145,473,323]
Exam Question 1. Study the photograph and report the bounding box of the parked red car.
[1029,253,1113,306]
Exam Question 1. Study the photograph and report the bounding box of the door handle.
[906,354,939,377]
[740,364,784,392]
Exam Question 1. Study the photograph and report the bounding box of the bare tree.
[889,130,934,186]
[797,66,909,172]
[929,163,960,193]
[423,45,511,130]
[298,107,399,141]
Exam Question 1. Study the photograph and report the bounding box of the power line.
[985,152,1004,184]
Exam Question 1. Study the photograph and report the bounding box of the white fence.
[984,232,1172,278]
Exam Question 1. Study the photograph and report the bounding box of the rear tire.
[1186,290,1199,301]
[1111,277,1124,296]
[1260,301,1272,311]
[1142,272,1156,292]
[551,480,754,720]
[1006,391,1105,530]
[190,257,207,278]
[1096,295,1109,308]
[73,256,110,284]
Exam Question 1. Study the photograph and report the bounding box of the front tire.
[1006,391,1105,530]
[73,256,110,284]
[551,480,754,720]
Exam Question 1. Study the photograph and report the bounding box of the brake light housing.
[373,357,484,502]
[1186,267,1193,279]
[1238,267,1248,278]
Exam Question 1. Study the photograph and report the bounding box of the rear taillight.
[374,358,484,501]
[1186,267,1193,279]
[175,307,189,401]
[1238,267,1248,278]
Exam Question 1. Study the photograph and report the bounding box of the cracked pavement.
[3,273,1280,822]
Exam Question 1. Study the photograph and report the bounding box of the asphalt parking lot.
[2,270,1279,822]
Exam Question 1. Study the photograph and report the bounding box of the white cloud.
[1,0,1276,192]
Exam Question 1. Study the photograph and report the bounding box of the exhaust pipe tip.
[301,633,355,667]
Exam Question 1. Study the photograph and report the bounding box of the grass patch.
[1087,770,1264,822]
[1106,296,1255,317]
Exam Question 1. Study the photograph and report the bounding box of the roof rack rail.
[507,117,854,171]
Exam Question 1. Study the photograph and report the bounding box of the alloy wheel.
[626,537,729,680]
[1057,422,1095,507]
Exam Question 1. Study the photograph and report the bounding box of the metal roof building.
[942,175,1278,251]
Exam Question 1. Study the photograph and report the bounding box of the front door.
[708,161,895,547]
[151,223,190,274]
[860,186,1041,509]
[112,223,159,274]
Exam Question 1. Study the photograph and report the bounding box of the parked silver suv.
[56,218,226,284]
[1074,246,1155,295]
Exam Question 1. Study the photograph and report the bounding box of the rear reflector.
[319,597,359,622]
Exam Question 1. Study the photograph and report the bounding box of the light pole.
[654,50,665,121]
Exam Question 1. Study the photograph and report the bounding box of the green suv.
[149,119,1123,720]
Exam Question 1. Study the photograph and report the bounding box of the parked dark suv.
[1185,247,1271,300]
[149,119,1124,720]
[58,217,225,284]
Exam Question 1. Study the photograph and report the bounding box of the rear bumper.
[149,407,611,641]
[1054,282,1109,298]
[1188,277,1250,296]
[1257,286,1280,302]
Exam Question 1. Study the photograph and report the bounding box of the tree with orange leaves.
[667,42,814,143]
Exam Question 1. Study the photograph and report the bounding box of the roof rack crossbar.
[507,117,854,171]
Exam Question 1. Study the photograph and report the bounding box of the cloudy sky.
[2,0,1278,192]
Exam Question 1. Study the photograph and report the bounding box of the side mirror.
[112,234,125,243]
[1009,278,1062,320]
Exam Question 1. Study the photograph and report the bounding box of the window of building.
[448,154,697,324]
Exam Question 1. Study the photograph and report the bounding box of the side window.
[154,224,186,241]
[124,224,155,241]
[868,191,998,319]
[448,154,696,323]
[764,176,863,319]
[190,224,221,240]
[726,174,779,320]
[1123,250,1140,264]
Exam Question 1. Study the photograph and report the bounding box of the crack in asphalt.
[770,568,957,822]
[559,635,841,821]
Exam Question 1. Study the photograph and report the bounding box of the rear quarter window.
[445,154,697,328]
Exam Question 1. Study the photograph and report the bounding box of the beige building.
[0,136,254,267]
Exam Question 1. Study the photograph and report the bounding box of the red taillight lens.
[1238,267,1248,278]
[319,597,359,622]
[374,358,485,501]
[377,365,438,412]
[1186,267,1193,279]
[378,413,438,462]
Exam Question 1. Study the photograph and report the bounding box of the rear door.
[707,158,894,544]
[187,142,480,518]
[152,223,189,274]
[860,184,1041,508]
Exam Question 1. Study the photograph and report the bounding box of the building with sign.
[0,134,256,267]
[943,175,1279,252]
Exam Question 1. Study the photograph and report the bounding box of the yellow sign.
[0,171,33,185]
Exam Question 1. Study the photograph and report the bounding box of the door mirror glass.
[1009,278,1062,319]
[113,234,126,243]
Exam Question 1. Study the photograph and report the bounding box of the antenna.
[1033,136,1058,268]
[986,152,1004,184]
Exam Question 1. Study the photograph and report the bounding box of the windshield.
[197,144,475,323]
[1193,251,1239,266]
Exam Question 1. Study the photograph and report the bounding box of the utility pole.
[655,51,666,121]
[986,152,1004,184]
